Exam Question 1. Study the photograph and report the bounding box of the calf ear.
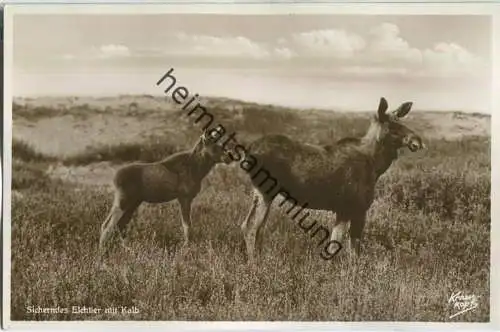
[393,102,413,118]
[204,125,226,142]
[377,97,389,122]
[202,128,210,141]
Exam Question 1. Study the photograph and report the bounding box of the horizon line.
[11,93,491,115]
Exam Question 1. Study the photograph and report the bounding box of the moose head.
[375,97,426,152]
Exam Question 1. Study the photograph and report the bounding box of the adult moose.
[97,127,232,264]
[241,97,425,263]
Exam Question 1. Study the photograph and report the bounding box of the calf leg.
[98,194,139,263]
[116,202,140,252]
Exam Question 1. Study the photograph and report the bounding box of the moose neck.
[360,121,399,178]
[373,139,399,178]
[189,141,218,180]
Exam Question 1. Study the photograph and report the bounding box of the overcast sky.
[13,14,492,112]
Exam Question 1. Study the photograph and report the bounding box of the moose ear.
[377,97,389,121]
[393,102,413,118]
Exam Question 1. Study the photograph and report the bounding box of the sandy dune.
[13,95,490,188]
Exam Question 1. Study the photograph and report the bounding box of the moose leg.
[349,211,367,257]
[240,193,258,253]
[241,193,258,234]
[178,196,193,247]
[330,212,349,244]
[243,191,271,265]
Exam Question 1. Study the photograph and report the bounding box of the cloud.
[165,32,298,61]
[367,23,422,64]
[56,24,486,79]
[286,23,486,79]
[171,32,271,59]
[273,47,295,59]
[58,44,131,61]
[97,44,131,58]
[421,42,486,77]
[340,66,409,77]
[290,29,366,58]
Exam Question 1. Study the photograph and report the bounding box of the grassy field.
[10,95,490,321]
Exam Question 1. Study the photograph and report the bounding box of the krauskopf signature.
[448,291,479,319]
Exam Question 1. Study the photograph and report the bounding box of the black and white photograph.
[2,3,498,329]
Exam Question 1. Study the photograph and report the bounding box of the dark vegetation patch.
[62,142,180,166]
[12,139,55,163]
